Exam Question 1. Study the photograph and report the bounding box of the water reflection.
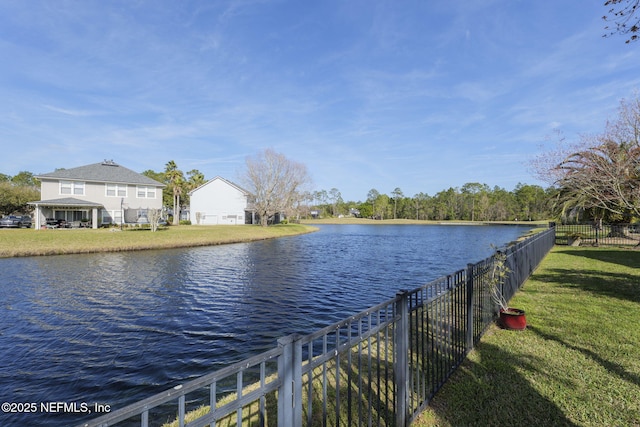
[0,224,532,426]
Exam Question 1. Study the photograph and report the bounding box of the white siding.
[189,177,248,225]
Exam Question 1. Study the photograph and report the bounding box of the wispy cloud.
[0,0,638,200]
[42,105,98,117]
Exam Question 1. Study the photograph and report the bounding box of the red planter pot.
[499,308,526,330]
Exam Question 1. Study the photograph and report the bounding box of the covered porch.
[28,198,103,230]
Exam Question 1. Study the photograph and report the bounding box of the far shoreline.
[0,220,550,258]
[0,224,319,258]
[301,217,548,226]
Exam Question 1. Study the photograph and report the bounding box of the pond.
[0,224,534,426]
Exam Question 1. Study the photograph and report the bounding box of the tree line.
[305,183,554,222]
[304,93,640,225]
[4,88,639,227]
[0,162,552,222]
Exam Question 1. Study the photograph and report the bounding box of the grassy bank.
[413,246,640,426]
[0,224,317,258]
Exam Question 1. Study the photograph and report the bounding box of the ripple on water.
[0,224,533,426]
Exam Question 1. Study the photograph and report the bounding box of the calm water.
[0,224,532,426]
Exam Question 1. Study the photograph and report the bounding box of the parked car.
[0,215,32,228]
[45,218,68,228]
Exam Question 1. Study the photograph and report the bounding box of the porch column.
[34,204,42,230]
[92,208,98,229]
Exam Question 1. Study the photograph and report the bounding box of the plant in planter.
[489,249,527,330]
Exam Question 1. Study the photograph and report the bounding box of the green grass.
[413,246,640,426]
[0,224,317,257]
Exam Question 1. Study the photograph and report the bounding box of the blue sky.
[1,1,639,201]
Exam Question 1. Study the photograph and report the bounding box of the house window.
[136,186,156,199]
[60,180,85,196]
[72,211,88,221]
[73,182,84,195]
[106,184,127,197]
[101,209,112,224]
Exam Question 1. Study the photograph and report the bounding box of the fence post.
[465,263,475,353]
[277,334,302,427]
[395,290,410,427]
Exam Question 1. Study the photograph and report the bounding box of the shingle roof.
[27,197,104,207]
[36,161,165,187]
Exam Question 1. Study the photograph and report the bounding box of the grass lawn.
[413,246,640,426]
[0,224,317,258]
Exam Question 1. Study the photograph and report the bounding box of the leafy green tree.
[141,169,165,182]
[391,187,403,219]
[184,169,206,207]
[396,196,413,219]
[11,171,38,187]
[186,170,206,189]
[376,194,391,219]
[313,190,329,216]
[357,201,373,218]
[488,186,516,221]
[328,188,343,216]
[432,187,460,220]
[0,181,40,215]
[366,189,380,219]
[514,183,549,220]
[461,183,490,221]
[413,192,430,220]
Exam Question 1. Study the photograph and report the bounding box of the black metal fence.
[78,227,556,427]
[553,222,640,247]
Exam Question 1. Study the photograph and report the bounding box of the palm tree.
[186,169,206,192]
[164,161,184,225]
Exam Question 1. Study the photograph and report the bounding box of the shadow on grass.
[427,340,579,427]
[532,267,640,304]
[558,248,640,270]
[528,325,640,389]
[531,247,640,304]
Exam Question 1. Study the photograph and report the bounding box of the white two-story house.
[29,160,165,229]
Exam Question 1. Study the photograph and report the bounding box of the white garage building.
[188,176,254,225]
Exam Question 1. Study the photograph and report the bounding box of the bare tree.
[603,0,640,43]
[147,208,163,232]
[533,97,640,222]
[241,148,311,226]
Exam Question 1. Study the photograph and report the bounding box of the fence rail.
[79,227,556,427]
[554,222,640,247]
